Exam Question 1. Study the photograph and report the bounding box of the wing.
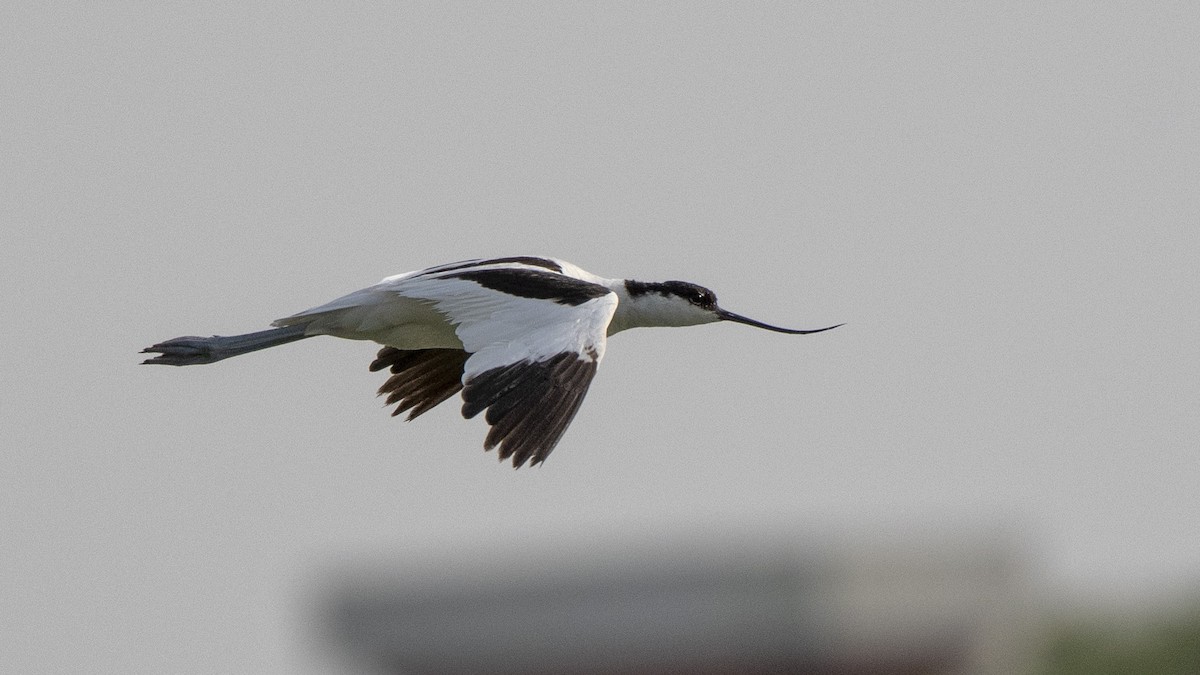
[462,352,599,468]
[401,267,619,467]
[370,347,469,420]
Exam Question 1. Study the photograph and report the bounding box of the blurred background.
[2,3,1198,673]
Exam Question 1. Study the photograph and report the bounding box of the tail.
[141,324,310,366]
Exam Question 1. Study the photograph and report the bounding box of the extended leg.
[141,325,310,366]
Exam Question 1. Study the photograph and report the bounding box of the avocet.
[142,256,840,467]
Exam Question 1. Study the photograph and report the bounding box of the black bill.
[715,308,843,335]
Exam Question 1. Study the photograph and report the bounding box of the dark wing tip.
[462,352,599,468]
[372,348,469,422]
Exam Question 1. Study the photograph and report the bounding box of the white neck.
[547,262,720,335]
[606,280,719,335]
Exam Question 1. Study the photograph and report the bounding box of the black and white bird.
[142,256,840,468]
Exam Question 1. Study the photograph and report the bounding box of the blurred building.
[318,530,1030,674]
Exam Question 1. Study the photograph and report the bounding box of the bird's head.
[617,279,842,334]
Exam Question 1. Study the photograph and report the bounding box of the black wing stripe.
[372,348,469,421]
[423,256,564,276]
[445,269,611,307]
[462,352,598,467]
[410,257,565,281]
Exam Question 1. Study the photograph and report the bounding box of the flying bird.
[142,256,840,467]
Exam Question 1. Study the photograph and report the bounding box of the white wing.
[401,268,618,467]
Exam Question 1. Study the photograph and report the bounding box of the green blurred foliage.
[1039,607,1200,675]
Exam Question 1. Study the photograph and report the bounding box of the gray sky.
[3,3,1198,673]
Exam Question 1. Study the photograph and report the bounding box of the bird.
[141,256,840,468]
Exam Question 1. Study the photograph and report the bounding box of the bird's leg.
[141,325,310,366]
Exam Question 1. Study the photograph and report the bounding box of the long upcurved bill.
[715,308,843,334]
